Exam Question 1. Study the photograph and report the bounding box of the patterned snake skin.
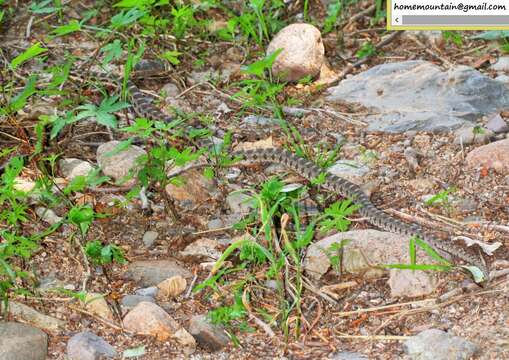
[80,63,489,281]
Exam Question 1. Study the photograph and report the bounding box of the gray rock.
[121,295,155,312]
[8,301,66,332]
[97,141,146,183]
[490,56,509,72]
[328,160,369,184]
[188,315,230,351]
[207,218,224,230]
[142,230,158,249]
[226,192,254,215]
[35,207,63,225]
[495,74,509,84]
[162,82,179,98]
[59,158,94,180]
[243,115,279,127]
[67,331,117,360]
[486,113,509,133]
[453,126,493,145]
[330,351,368,360]
[0,322,48,360]
[135,286,159,297]
[125,260,192,287]
[404,329,479,360]
[326,61,509,133]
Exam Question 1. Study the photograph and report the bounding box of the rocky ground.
[1,1,509,359]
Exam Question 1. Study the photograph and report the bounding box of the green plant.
[355,41,376,59]
[196,169,361,339]
[171,4,196,39]
[323,0,341,33]
[75,95,129,128]
[424,186,456,206]
[85,240,127,265]
[234,49,285,112]
[443,30,464,46]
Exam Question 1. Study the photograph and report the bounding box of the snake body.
[79,64,489,280]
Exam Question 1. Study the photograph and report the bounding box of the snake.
[76,62,489,282]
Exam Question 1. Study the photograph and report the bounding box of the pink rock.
[466,139,509,174]
[123,302,182,342]
[266,23,324,82]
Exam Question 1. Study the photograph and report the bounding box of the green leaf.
[242,48,283,77]
[10,43,47,70]
[114,0,155,8]
[75,95,129,128]
[460,265,486,283]
[323,0,341,33]
[123,345,146,358]
[50,19,81,37]
[355,42,376,59]
[110,8,146,29]
[68,206,95,235]
[160,50,182,65]
[8,75,38,113]
[30,0,60,14]
[101,39,123,66]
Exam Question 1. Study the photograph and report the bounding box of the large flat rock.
[326,61,509,133]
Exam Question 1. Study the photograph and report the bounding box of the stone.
[404,329,479,360]
[486,113,509,133]
[35,207,63,225]
[0,322,48,360]
[125,259,192,287]
[266,23,325,82]
[67,331,117,360]
[8,301,65,332]
[59,158,94,180]
[495,74,509,84]
[165,169,218,206]
[142,230,158,249]
[135,286,159,297]
[326,61,509,133]
[84,293,114,321]
[123,302,196,351]
[120,295,155,312]
[304,230,436,279]
[226,191,254,215]
[180,238,222,261]
[162,82,179,98]
[453,126,493,145]
[242,115,279,127]
[328,160,370,184]
[388,269,438,298]
[491,56,509,72]
[188,315,230,351]
[96,141,146,183]
[403,30,443,47]
[331,351,369,360]
[466,139,509,174]
[156,275,187,299]
[13,177,36,193]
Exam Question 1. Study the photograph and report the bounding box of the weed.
[443,31,464,47]
[197,168,361,338]
[323,0,341,33]
[355,41,376,59]
[85,240,127,265]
